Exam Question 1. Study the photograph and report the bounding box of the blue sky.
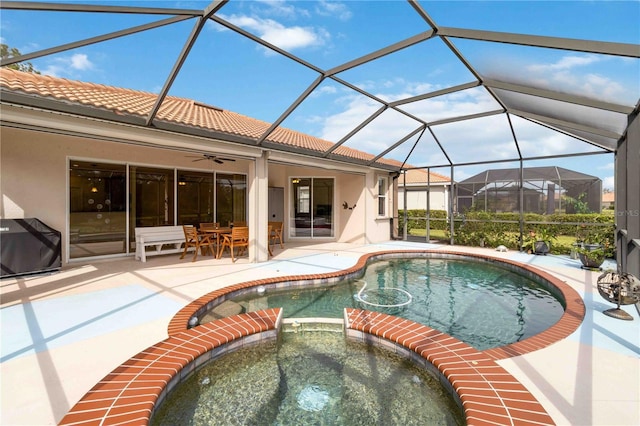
[2,0,639,190]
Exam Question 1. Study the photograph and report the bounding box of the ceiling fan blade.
[219,158,236,162]
[214,159,223,164]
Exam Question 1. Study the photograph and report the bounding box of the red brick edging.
[346,308,555,425]
[59,309,282,426]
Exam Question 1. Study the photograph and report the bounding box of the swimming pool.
[150,324,465,426]
[200,257,564,350]
[61,250,581,425]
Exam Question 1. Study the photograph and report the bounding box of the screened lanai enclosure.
[1,1,639,276]
[457,166,602,214]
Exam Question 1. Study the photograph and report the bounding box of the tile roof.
[398,168,451,184]
[0,68,404,169]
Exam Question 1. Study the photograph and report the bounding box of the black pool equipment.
[1,218,62,278]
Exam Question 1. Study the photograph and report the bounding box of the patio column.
[616,111,640,277]
[250,151,270,262]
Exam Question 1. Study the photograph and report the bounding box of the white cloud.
[310,85,338,97]
[482,51,637,104]
[309,77,609,167]
[42,53,94,77]
[528,54,602,72]
[220,14,329,52]
[315,0,352,21]
[255,0,300,18]
[69,53,93,71]
[603,176,614,190]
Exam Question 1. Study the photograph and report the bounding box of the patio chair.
[217,226,249,262]
[180,225,215,262]
[268,221,284,248]
[267,224,274,257]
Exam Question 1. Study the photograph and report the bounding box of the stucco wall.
[267,163,367,244]
[1,126,388,264]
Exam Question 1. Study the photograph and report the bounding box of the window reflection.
[69,161,126,258]
[216,173,247,227]
[178,171,214,226]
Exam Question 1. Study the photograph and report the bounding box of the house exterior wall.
[1,119,392,265]
[266,163,367,244]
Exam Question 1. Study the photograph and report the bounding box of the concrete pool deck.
[1,241,638,425]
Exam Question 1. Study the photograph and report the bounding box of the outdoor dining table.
[200,227,232,258]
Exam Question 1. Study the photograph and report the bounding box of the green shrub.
[404,210,615,255]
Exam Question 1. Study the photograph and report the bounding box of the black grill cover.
[1,218,61,278]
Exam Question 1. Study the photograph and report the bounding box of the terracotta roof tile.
[399,168,451,184]
[0,68,402,168]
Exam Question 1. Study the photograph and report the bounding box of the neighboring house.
[397,169,452,212]
[602,191,615,209]
[0,69,400,265]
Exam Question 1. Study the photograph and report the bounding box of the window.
[377,177,387,216]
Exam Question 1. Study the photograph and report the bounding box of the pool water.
[150,327,465,426]
[203,258,564,350]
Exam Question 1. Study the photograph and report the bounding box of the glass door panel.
[291,177,334,238]
[292,178,311,237]
[129,166,174,241]
[69,161,126,258]
[216,173,247,227]
[178,171,214,226]
[313,178,334,237]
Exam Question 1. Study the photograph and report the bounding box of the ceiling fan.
[188,154,236,164]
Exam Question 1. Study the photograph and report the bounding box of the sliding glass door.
[291,177,334,238]
[177,171,214,226]
[216,173,247,227]
[69,161,126,258]
[69,160,247,259]
[129,166,174,228]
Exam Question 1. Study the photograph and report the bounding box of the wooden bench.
[135,226,189,262]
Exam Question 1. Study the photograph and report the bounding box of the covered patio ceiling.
[1,0,639,173]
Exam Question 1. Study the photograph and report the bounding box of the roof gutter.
[0,102,264,159]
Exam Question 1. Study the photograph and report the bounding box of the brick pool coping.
[345,308,555,425]
[59,309,283,425]
[60,250,585,425]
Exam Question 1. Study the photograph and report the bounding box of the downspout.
[519,159,524,250]
[403,170,408,240]
[449,166,455,246]
[426,167,431,242]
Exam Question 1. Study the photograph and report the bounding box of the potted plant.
[576,244,605,269]
[575,224,612,270]
[523,228,554,255]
